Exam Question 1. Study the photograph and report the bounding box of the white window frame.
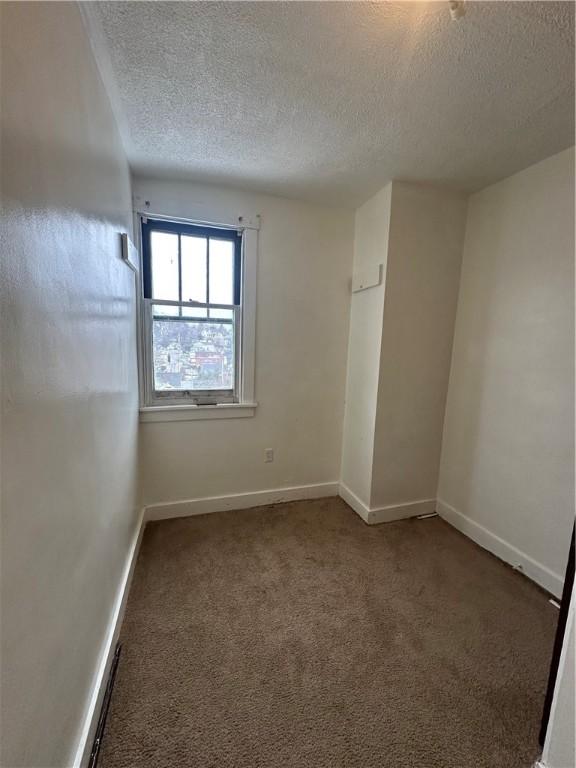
[136,211,258,423]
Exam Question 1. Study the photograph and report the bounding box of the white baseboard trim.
[71,508,146,768]
[370,498,436,525]
[338,483,436,525]
[338,483,371,522]
[144,482,340,522]
[68,491,563,768]
[436,499,564,598]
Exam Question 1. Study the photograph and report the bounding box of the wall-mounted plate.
[121,233,139,272]
[352,263,382,293]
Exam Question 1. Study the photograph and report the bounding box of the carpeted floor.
[99,497,557,768]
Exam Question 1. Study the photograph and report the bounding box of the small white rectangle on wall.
[121,233,139,272]
[352,264,381,293]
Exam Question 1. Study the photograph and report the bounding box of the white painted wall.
[134,178,354,506]
[438,148,575,594]
[371,183,467,509]
[542,585,575,768]
[1,3,139,766]
[340,184,392,506]
[340,182,466,516]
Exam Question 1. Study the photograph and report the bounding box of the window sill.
[139,402,257,423]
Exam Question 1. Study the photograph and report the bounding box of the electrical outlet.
[264,448,274,463]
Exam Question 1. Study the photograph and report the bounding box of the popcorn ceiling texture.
[89,1,575,206]
[99,498,556,768]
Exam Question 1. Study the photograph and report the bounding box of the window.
[139,215,256,418]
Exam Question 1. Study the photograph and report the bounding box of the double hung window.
[141,217,243,406]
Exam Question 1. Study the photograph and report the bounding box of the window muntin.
[141,217,242,405]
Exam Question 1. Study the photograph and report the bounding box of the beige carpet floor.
[99,498,557,768]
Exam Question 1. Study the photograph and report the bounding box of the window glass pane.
[181,236,207,303]
[182,306,208,319]
[209,239,234,305]
[152,309,235,392]
[209,308,233,320]
[151,231,179,301]
[153,304,179,319]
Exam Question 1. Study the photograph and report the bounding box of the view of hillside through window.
[149,229,237,393]
[153,315,234,391]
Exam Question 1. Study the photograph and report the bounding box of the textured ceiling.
[88,1,575,207]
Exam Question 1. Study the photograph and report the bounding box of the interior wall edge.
[338,483,435,525]
[77,1,131,157]
[368,499,436,525]
[436,499,564,598]
[338,483,371,523]
[71,509,146,768]
[363,181,468,511]
[339,182,392,505]
[541,584,575,768]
